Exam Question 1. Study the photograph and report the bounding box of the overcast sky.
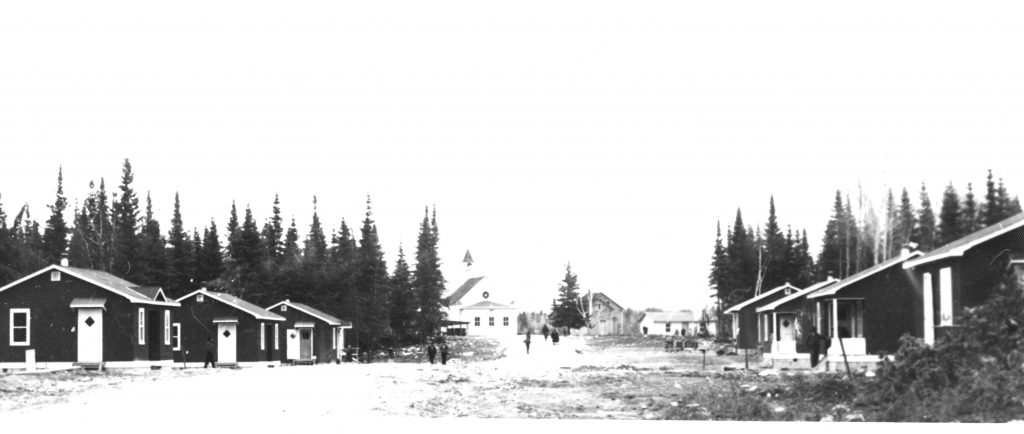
[2,2,1023,313]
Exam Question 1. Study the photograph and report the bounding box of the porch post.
[816,301,822,332]
[772,312,778,341]
[939,267,953,326]
[923,272,934,345]
[831,299,839,340]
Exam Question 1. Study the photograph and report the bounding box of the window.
[260,323,266,350]
[10,309,30,346]
[197,293,204,302]
[280,305,287,312]
[171,323,181,350]
[138,308,145,345]
[503,317,509,326]
[50,271,61,281]
[665,322,671,333]
[489,317,495,326]
[164,310,171,345]
[474,317,480,326]
[837,300,865,338]
[274,323,280,350]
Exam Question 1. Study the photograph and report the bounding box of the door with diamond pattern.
[77,308,103,363]
[217,323,237,364]
[286,329,299,360]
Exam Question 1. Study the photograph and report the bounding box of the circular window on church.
[482,291,490,299]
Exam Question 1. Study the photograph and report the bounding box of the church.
[442,251,519,337]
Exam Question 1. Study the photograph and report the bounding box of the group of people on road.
[425,338,450,365]
[522,324,561,354]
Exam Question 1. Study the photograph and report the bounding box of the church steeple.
[463,249,474,270]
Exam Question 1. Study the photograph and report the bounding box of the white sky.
[2,2,1024,313]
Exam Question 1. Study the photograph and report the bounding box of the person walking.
[427,341,438,364]
[524,330,532,354]
[440,341,450,365]
[551,329,560,345]
[204,337,216,368]
[542,324,550,341]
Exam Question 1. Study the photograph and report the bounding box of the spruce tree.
[167,192,193,297]
[961,182,980,235]
[937,182,962,246]
[997,178,1014,220]
[136,193,169,287]
[1009,196,1023,216]
[196,220,224,285]
[355,196,392,349]
[389,245,415,342]
[724,209,756,304]
[67,204,93,269]
[262,194,284,260]
[915,183,937,251]
[884,189,898,260]
[818,191,844,279]
[861,201,879,269]
[237,205,263,272]
[843,195,859,276]
[226,201,240,259]
[709,220,729,303]
[983,169,1001,226]
[42,167,69,264]
[894,188,916,251]
[283,217,301,264]
[413,207,446,340]
[762,196,787,289]
[304,196,327,262]
[91,179,113,271]
[111,159,141,280]
[548,263,588,331]
[330,218,359,332]
[797,229,816,286]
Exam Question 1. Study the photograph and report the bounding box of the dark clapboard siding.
[175,295,280,364]
[271,304,338,363]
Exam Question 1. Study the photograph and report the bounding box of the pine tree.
[548,263,588,331]
[111,159,141,280]
[329,217,359,333]
[961,182,980,235]
[226,201,240,259]
[136,193,169,287]
[283,217,301,263]
[355,196,392,348]
[167,192,193,297]
[389,245,416,342]
[237,205,263,271]
[42,167,69,264]
[91,179,113,271]
[915,183,937,251]
[797,229,816,286]
[413,207,446,341]
[261,194,284,260]
[724,209,756,304]
[937,182,962,246]
[304,196,327,262]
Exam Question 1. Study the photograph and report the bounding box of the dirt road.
[3,335,731,429]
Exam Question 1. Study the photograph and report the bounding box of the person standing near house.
[440,341,450,365]
[551,329,560,345]
[524,330,532,354]
[806,327,823,368]
[204,337,216,368]
[427,341,438,364]
[542,324,550,341]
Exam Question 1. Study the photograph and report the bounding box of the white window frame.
[260,322,266,350]
[196,293,204,302]
[274,323,280,350]
[503,317,509,327]
[171,323,181,351]
[488,317,495,326]
[280,305,287,312]
[50,270,61,281]
[138,308,146,345]
[164,310,171,345]
[9,308,30,346]
[474,317,480,326]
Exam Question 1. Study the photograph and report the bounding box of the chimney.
[59,253,69,267]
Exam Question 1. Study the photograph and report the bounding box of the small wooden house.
[903,213,1024,345]
[755,278,839,355]
[724,283,800,349]
[807,251,923,357]
[1,261,179,370]
[639,311,703,336]
[265,300,351,364]
[175,288,285,367]
[579,292,626,335]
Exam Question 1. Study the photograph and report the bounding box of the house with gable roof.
[176,288,285,367]
[724,283,801,349]
[639,310,705,336]
[578,292,626,335]
[756,277,839,355]
[265,299,351,364]
[807,250,923,359]
[0,257,179,370]
[903,212,1024,345]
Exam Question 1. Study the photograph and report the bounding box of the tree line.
[0,159,448,348]
[709,170,1022,311]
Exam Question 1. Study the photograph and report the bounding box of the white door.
[77,308,103,363]
[217,323,237,364]
[286,328,299,360]
[779,314,796,341]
